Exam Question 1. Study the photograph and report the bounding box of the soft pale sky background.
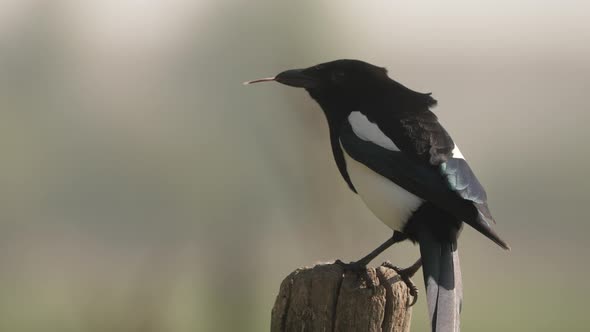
[0,1,589,331]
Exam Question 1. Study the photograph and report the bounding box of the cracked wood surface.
[271,263,413,332]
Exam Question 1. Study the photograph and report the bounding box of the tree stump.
[271,263,413,332]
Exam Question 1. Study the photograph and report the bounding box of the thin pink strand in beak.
[243,77,276,85]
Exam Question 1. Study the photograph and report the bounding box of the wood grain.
[271,263,413,332]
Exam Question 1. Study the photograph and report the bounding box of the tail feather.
[419,230,463,332]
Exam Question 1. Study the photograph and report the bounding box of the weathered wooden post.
[271,263,413,332]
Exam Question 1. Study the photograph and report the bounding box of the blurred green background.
[1,1,589,331]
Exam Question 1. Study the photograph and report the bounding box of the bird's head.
[245,59,391,111]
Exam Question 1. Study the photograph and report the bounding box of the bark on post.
[271,263,413,332]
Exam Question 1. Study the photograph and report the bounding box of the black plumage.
[246,59,509,332]
[339,119,508,249]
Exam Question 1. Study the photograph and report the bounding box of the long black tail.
[418,228,463,332]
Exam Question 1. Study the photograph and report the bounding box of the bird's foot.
[381,261,419,306]
[334,259,376,288]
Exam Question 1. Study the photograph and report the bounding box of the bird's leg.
[335,231,406,267]
[381,258,422,306]
[335,231,407,287]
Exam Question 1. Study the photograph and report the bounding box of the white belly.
[342,146,424,231]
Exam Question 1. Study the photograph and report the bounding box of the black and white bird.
[246,59,509,332]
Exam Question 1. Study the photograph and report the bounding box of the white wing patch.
[348,111,400,151]
[452,145,465,160]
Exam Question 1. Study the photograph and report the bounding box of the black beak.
[274,69,319,88]
[244,69,319,88]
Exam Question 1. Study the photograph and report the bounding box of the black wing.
[372,109,494,224]
[375,110,455,165]
[441,158,495,225]
[339,120,509,249]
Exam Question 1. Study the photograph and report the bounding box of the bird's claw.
[334,259,376,288]
[381,261,419,306]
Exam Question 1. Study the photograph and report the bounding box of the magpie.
[246,59,509,332]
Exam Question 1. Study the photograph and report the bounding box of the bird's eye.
[331,71,346,83]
